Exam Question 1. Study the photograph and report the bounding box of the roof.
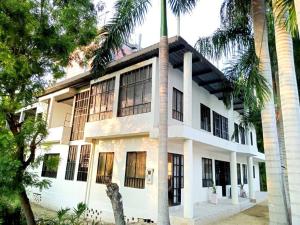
[42,36,243,113]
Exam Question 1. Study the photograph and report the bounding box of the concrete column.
[230,152,239,204]
[47,97,55,128]
[112,74,120,118]
[248,156,256,202]
[184,139,194,218]
[183,52,193,127]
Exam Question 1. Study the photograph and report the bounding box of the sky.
[100,0,222,48]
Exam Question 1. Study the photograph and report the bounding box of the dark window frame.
[118,65,152,117]
[168,153,184,206]
[65,146,78,180]
[89,78,115,122]
[96,152,114,184]
[242,164,248,184]
[253,165,255,178]
[213,112,229,140]
[71,91,90,141]
[201,104,211,132]
[172,88,183,121]
[77,145,91,182]
[240,126,246,145]
[41,153,60,178]
[237,163,241,185]
[202,158,213,187]
[234,123,239,143]
[124,152,147,189]
[250,132,253,145]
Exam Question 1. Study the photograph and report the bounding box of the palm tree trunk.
[273,1,300,223]
[19,188,36,225]
[251,0,289,224]
[157,0,170,225]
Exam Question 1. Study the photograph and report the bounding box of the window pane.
[65,146,77,180]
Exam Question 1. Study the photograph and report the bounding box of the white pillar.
[248,156,256,202]
[183,51,192,127]
[230,152,239,204]
[177,14,181,36]
[184,139,194,218]
[19,110,25,123]
[47,97,55,128]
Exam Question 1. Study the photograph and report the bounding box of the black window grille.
[240,126,246,144]
[250,132,253,145]
[234,123,239,143]
[201,104,211,132]
[65,146,78,180]
[118,65,152,117]
[71,91,90,140]
[172,88,183,121]
[168,153,184,206]
[77,145,91,182]
[89,78,115,122]
[237,163,241,185]
[242,164,248,184]
[202,158,213,187]
[96,152,114,184]
[124,152,146,189]
[213,112,229,140]
[41,154,60,178]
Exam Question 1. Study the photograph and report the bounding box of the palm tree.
[272,1,300,223]
[91,1,198,224]
[196,0,289,224]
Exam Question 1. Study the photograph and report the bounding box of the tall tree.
[0,1,100,224]
[196,0,289,224]
[91,1,198,224]
[273,0,300,223]
[251,0,288,223]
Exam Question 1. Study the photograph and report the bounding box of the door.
[168,153,184,206]
[215,160,231,196]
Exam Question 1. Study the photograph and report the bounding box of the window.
[71,91,90,140]
[124,152,146,189]
[240,126,246,144]
[202,158,213,187]
[168,153,184,206]
[237,163,241,185]
[96,152,114,184]
[250,132,253,145]
[172,88,183,121]
[41,154,60,178]
[201,104,211,132]
[118,65,152,117]
[77,145,91,182]
[65,146,78,180]
[213,112,229,140]
[234,123,239,143]
[89,78,115,122]
[242,164,248,184]
[253,165,255,178]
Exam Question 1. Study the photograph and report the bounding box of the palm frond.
[224,44,270,110]
[92,0,151,76]
[275,0,299,37]
[168,0,199,16]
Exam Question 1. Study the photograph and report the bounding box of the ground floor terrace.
[28,136,264,224]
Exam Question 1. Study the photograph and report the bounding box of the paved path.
[209,201,269,225]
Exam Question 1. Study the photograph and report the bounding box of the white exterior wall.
[28,56,264,223]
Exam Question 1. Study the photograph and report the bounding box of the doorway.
[168,153,184,206]
[215,160,231,196]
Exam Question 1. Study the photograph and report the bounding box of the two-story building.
[25,36,265,224]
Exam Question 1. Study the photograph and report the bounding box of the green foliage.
[259,162,268,191]
[37,202,89,225]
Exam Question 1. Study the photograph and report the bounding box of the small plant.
[211,182,217,194]
[37,202,87,225]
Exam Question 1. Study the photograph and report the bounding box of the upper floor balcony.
[37,36,260,156]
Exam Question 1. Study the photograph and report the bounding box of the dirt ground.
[209,201,269,225]
[32,201,269,225]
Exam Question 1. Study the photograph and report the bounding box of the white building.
[25,36,265,224]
